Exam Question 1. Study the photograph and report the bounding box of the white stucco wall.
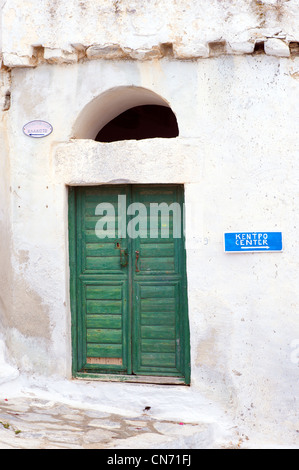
[1,0,299,66]
[0,55,297,445]
[1,0,299,448]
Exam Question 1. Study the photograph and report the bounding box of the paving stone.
[111,432,174,449]
[0,443,15,449]
[153,421,207,436]
[39,430,82,445]
[125,420,149,427]
[1,420,31,433]
[16,431,47,440]
[82,428,116,443]
[45,443,83,449]
[61,413,86,422]
[0,402,31,413]
[0,411,19,422]
[0,433,43,449]
[15,413,61,423]
[84,410,111,419]
[0,397,216,449]
[128,426,149,432]
[29,400,56,408]
[29,423,82,432]
[31,405,72,415]
[88,419,121,429]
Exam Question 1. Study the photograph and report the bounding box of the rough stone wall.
[0,1,298,110]
[1,0,299,68]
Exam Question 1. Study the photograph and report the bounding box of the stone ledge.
[54,138,202,185]
[1,38,298,68]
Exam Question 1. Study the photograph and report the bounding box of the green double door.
[70,185,190,384]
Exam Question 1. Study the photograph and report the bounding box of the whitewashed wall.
[0,0,299,447]
[1,0,299,67]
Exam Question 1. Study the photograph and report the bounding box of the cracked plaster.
[0,1,298,68]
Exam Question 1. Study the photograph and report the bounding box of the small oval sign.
[23,120,53,138]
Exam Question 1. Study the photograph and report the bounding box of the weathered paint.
[70,185,190,383]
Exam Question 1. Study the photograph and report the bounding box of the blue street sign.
[224,232,283,253]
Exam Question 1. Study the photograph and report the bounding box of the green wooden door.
[69,185,190,384]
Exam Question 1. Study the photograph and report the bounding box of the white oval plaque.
[23,120,53,138]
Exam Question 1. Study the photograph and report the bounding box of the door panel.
[133,280,182,376]
[80,279,129,373]
[75,185,131,373]
[131,185,185,376]
[81,186,129,275]
[70,184,190,383]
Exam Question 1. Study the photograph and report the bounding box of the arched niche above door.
[72,86,179,142]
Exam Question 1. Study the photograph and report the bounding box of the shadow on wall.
[72,86,179,142]
[95,105,179,143]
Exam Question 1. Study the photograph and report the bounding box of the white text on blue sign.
[224,232,282,253]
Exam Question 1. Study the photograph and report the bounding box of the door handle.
[116,241,128,267]
[135,250,140,272]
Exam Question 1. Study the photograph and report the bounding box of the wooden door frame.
[68,185,191,385]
